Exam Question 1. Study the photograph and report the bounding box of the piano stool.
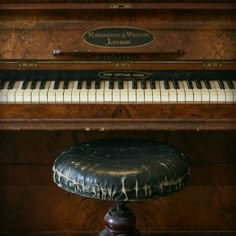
[52,139,190,236]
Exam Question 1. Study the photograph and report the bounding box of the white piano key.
[104,81,112,102]
[71,81,80,103]
[55,81,64,102]
[136,80,144,103]
[80,81,88,103]
[213,80,226,102]
[31,81,41,103]
[152,81,161,102]
[7,81,20,103]
[192,81,202,102]
[128,80,136,102]
[177,81,186,102]
[23,81,32,103]
[168,81,177,102]
[222,81,234,102]
[209,81,218,102]
[183,81,194,102]
[0,81,9,103]
[64,81,74,103]
[47,81,56,103]
[200,81,210,102]
[120,81,128,102]
[88,80,96,102]
[144,80,153,103]
[160,81,169,102]
[15,81,25,103]
[112,80,120,103]
[96,81,105,103]
[39,81,50,103]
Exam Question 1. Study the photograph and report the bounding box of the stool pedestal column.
[99,202,141,236]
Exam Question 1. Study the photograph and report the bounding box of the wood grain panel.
[0,131,235,234]
[0,104,236,131]
[1,1,236,11]
[0,10,235,60]
[0,186,235,232]
[0,1,236,235]
[0,131,236,164]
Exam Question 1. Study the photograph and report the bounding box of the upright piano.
[0,1,236,235]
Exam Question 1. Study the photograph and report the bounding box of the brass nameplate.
[83,27,154,48]
[98,71,152,79]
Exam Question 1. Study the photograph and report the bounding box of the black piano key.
[118,79,123,89]
[164,80,170,89]
[31,80,37,89]
[150,79,156,89]
[109,80,114,89]
[226,80,234,89]
[217,80,225,89]
[204,80,211,89]
[53,80,60,89]
[63,80,69,89]
[141,79,147,89]
[195,80,202,89]
[86,80,91,89]
[40,80,46,89]
[187,80,193,89]
[0,80,6,89]
[77,80,82,89]
[173,80,179,89]
[132,79,137,89]
[8,80,15,89]
[95,80,100,89]
[22,80,29,89]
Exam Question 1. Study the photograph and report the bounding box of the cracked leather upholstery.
[53,139,190,201]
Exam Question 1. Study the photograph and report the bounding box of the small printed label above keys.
[98,71,152,80]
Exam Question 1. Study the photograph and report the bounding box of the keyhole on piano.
[112,106,131,118]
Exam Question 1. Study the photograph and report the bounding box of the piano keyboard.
[0,79,236,103]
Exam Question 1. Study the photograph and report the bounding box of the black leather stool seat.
[53,139,190,201]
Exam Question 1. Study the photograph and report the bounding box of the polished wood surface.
[0,9,236,60]
[0,104,236,131]
[0,1,236,235]
[1,0,236,10]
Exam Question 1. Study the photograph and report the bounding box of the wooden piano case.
[0,1,236,236]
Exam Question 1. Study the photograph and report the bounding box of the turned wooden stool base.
[99,202,141,236]
[53,139,190,235]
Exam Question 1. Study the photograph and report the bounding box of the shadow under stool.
[52,139,190,236]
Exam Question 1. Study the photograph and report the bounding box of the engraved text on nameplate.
[83,27,155,48]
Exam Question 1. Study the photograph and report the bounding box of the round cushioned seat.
[53,139,190,201]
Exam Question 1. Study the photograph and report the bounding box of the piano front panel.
[0,1,236,236]
[0,10,236,60]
